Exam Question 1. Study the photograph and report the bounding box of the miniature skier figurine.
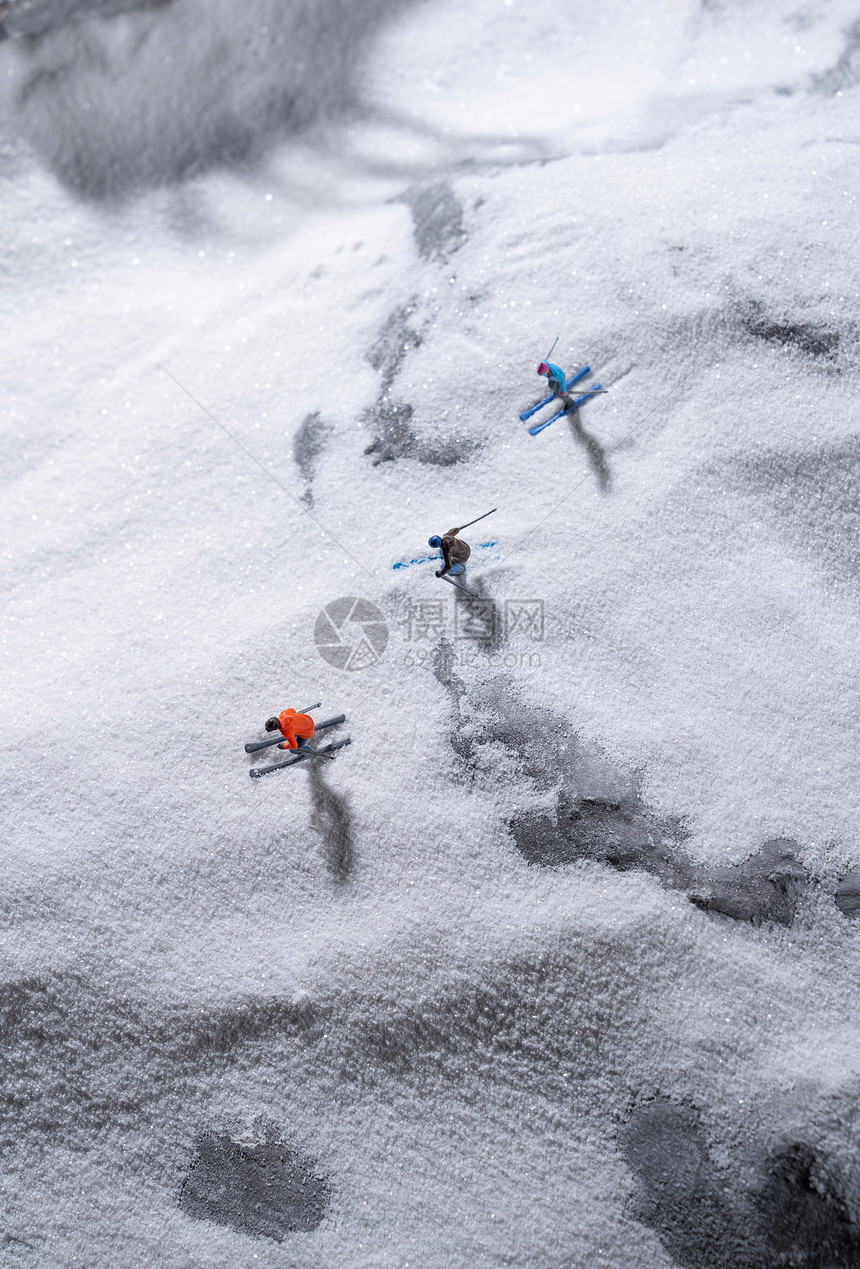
[520,362,606,433]
[265,707,315,751]
[429,528,471,577]
[537,360,574,409]
[245,706,350,776]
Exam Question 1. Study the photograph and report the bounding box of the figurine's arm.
[436,537,454,576]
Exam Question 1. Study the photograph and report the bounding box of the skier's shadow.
[445,573,506,654]
[309,766,355,882]
[568,413,611,491]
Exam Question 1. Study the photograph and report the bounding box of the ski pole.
[440,573,476,597]
[298,701,321,714]
[456,508,497,532]
[544,335,559,361]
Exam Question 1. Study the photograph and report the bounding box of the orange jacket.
[278,708,315,749]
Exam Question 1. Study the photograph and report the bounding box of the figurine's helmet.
[428,535,442,548]
[537,361,550,375]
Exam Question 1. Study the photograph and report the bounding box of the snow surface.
[2,0,860,1264]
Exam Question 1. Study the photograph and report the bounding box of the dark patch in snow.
[755,1142,860,1269]
[623,1103,860,1269]
[367,303,423,385]
[446,584,504,649]
[362,305,475,467]
[513,790,688,876]
[515,792,804,927]
[432,637,471,759]
[813,17,860,94]
[394,182,467,263]
[0,0,170,41]
[364,417,466,466]
[459,673,571,788]
[835,870,860,918]
[622,1100,737,1268]
[364,397,462,467]
[292,411,331,507]
[0,976,49,1037]
[179,1130,329,1239]
[170,991,323,1062]
[0,972,161,1141]
[308,765,354,882]
[686,838,806,926]
[443,673,808,926]
[743,304,840,359]
[328,958,611,1083]
[8,0,416,198]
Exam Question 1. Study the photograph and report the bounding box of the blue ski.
[392,540,497,572]
[244,714,345,753]
[250,736,352,777]
[519,367,590,421]
[528,385,603,436]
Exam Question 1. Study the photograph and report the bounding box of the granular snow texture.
[2,0,860,1266]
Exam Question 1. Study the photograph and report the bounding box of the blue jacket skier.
[537,361,573,408]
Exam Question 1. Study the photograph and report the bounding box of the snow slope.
[2,0,860,1265]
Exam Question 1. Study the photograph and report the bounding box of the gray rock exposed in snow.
[622,1101,737,1268]
[685,838,807,926]
[755,1142,860,1269]
[743,301,840,360]
[835,870,860,919]
[363,305,475,467]
[179,1130,330,1239]
[292,411,331,507]
[394,182,467,264]
[433,660,810,926]
[622,1100,860,1269]
[514,781,806,928]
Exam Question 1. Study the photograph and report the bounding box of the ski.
[519,367,590,421]
[528,385,603,436]
[244,713,345,753]
[249,737,352,778]
[393,540,497,572]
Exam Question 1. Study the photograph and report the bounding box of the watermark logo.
[398,596,545,667]
[504,599,544,641]
[315,597,389,671]
[400,597,545,645]
[453,597,497,641]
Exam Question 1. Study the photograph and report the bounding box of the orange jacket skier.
[264,708,315,751]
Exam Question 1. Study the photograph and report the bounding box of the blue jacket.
[545,362,566,390]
